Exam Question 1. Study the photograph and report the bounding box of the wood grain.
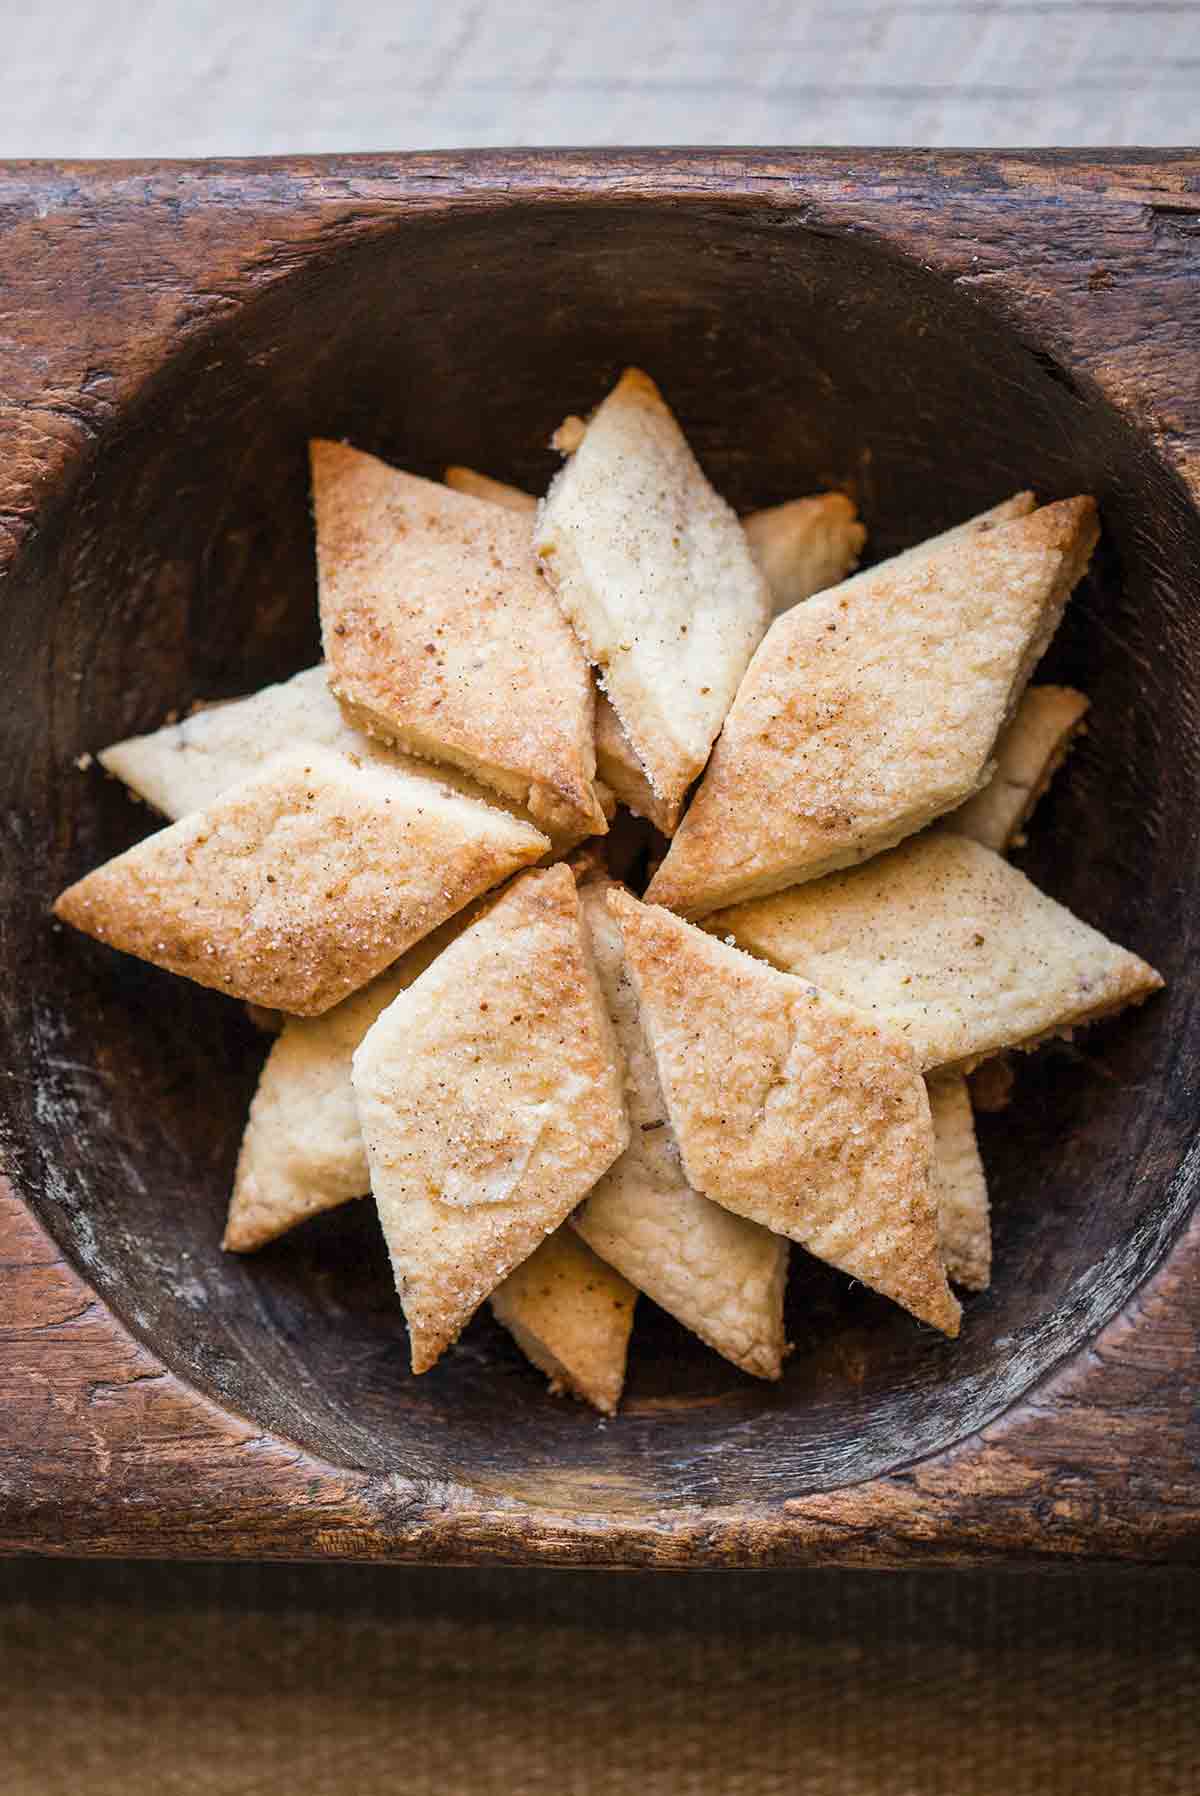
[1,151,1198,1565]
[2,1,1197,158]
[3,1175,1198,1565]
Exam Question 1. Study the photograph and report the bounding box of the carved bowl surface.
[3,186,1196,1513]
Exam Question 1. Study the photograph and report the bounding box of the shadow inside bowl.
[3,194,1198,1509]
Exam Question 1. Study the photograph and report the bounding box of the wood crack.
[84,1370,170,1405]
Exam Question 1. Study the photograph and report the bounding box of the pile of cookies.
[55,369,1163,1413]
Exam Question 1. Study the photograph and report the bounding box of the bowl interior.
[3,195,1198,1511]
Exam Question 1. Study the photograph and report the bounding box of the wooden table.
[2,0,1196,156]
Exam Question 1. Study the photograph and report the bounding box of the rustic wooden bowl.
[2,151,1199,1567]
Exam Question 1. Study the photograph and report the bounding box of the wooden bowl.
[2,151,1199,1567]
